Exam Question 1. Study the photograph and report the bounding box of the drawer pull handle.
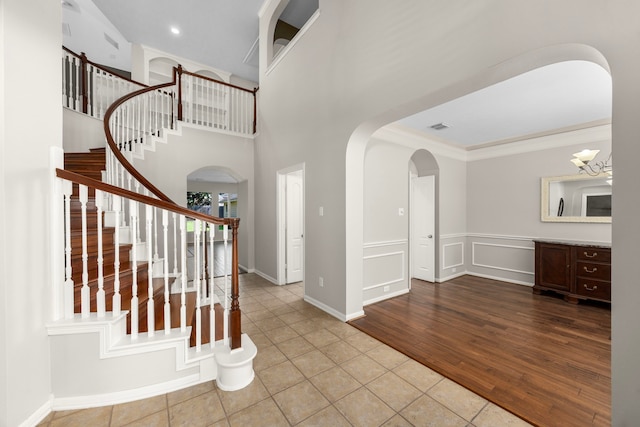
[583,284,598,291]
[583,267,598,273]
[584,251,598,258]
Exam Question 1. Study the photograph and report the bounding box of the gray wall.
[257,1,640,423]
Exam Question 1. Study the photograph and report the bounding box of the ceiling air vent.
[104,33,119,50]
[430,122,450,130]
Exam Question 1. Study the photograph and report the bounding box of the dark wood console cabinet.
[534,240,611,303]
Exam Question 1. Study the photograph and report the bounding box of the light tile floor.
[38,274,532,427]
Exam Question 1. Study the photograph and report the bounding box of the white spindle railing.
[59,48,246,351]
[57,171,235,349]
[62,48,146,119]
[180,71,254,135]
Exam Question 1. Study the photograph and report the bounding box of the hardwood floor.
[349,275,611,427]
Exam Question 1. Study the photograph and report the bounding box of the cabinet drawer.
[576,278,611,301]
[576,247,611,263]
[576,262,611,281]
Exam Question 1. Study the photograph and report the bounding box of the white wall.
[257,1,640,422]
[134,125,255,272]
[0,0,62,425]
[63,108,105,153]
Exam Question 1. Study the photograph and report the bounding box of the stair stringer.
[130,122,184,161]
[46,312,256,409]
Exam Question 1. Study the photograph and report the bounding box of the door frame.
[409,172,436,283]
[277,163,305,286]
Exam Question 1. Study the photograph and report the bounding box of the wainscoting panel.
[467,235,535,286]
[443,242,464,270]
[363,240,408,305]
[439,234,466,282]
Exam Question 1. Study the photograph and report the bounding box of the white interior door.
[411,175,435,282]
[286,170,304,283]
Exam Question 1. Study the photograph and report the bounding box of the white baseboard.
[303,295,355,322]
[466,271,533,287]
[19,397,52,427]
[363,288,409,306]
[437,271,467,283]
[51,374,201,411]
[253,269,278,285]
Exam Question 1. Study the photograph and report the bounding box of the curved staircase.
[47,47,258,409]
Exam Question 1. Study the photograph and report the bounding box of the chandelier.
[570,149,612,180]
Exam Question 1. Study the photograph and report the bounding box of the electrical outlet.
[452,268,457,273]
[319,277,324,287]
[319,206,324,216]
[383,285,390,292]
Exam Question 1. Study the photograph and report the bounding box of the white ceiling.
[63,0,318,83]
[62,1,613,175]
[396,60,612,149]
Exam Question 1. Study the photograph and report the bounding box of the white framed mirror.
[541,174,611,223]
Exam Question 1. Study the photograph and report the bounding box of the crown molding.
[373,123,611,162]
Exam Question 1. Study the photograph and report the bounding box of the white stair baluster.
[63,180,74,319]
[209,222,215,348]
[223,224,229,346]
[73,55,80,111]
[173,212,178,276]
[146,204,155,337]
[112,195,121,316]
[180,215,187,332]
[194,219,202,352]
[95,189,105,317]
[153,207,159,261]
[130,199,139,339]
[62,52,68,107]
[163,210,170,335]
[86,64,93,116]
[80,184,90,318]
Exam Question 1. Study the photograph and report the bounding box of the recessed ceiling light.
[170,27,180,35]
[430,122,450,130]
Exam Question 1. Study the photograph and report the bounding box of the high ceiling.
[62,0,612,155]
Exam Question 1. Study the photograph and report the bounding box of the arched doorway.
[409,150,439,284]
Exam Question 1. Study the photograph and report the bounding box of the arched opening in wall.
[194,69,225,83]
[347,44,611,318]
[149,57,179,85]
[267,0,319,64]
[187,166,248,277]
[347,44,612,427]
[409,150,439,285]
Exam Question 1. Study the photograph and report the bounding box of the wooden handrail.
[56,168,238,227]
[180,67,255,94]
[57,168,243,349]
[102,79,177,203]
[63,46,149,89]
